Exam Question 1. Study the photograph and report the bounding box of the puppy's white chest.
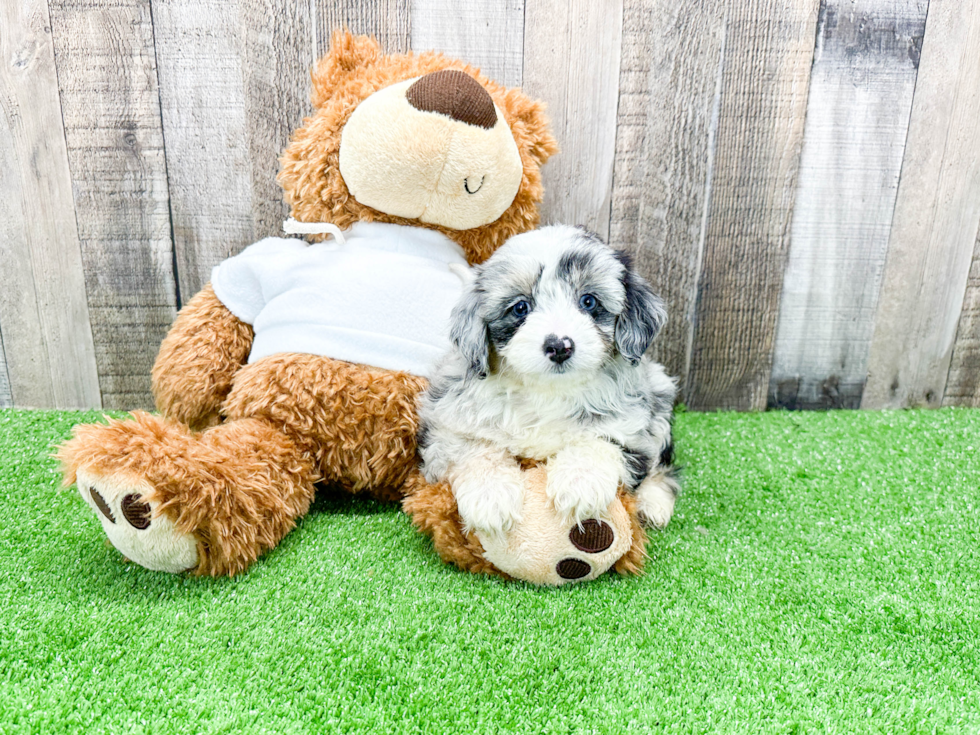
[489,396,591,459]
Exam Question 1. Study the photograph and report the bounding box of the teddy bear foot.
[76,469,199,573]
[403,465,650,585]
[476,466,634,586]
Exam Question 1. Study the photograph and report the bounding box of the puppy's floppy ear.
[613,251,667,365]
[450,286,490,379]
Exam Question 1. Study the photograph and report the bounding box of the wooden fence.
[1,0,979,412]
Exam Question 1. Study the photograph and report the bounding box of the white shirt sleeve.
[210,238,307,324]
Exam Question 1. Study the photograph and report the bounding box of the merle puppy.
[418,225,679,536]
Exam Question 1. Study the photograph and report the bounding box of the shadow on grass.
[307,483,401,517]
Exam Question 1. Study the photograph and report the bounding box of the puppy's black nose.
[543,335,575,364]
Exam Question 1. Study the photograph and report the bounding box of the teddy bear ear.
[510,96,559,167]
[310,30,384,108]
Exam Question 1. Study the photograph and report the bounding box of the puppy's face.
[451,225,666,381]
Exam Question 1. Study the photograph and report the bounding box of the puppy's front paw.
[545,459,619,526]
[636,471,680,529]
[454,477,524,536]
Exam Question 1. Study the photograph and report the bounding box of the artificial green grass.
[0,407,977,734]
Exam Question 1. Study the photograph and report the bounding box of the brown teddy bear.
[59,31,662,583]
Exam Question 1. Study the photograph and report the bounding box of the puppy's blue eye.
[579,294,598,311]
[512,300,530,317]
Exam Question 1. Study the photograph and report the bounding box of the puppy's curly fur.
[418,225,680,537]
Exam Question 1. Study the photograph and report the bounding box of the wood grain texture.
[609,0,725,389]
[0,0,101,409]
[48,0,178,410]
[0,327,12,409]
[685,0,820,411]
[769,0,927,411]
[240,0,315,238]
[315,0,411,56]
[152,0,256,300]
[944,230,980,406]
[862,0,980,409]
[522,0,623,239]
[411,0,524,87]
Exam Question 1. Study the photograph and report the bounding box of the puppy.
[418,225,679,536]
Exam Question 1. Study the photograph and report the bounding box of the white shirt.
[210,222,469,378]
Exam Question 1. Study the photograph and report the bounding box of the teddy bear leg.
[59,412,318,575]
[401,470,506,578]
[221,354,429,502]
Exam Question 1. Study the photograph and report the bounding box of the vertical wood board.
[609,0,726,389]
[686,0,820,411]
[0,326,12,409]
[152,0,256,300]
[863,0,980,409]
[49,0,178,410]
[0,0,101,408]
[315,0,411,56]
[239,0,315,239]
[944,230,980,406]
[522,0,624,239]
[411,0,524,88]
[769,0,927,410]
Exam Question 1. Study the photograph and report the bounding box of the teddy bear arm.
[152,283,254,431]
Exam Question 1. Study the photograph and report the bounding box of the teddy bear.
[59,31,668,584]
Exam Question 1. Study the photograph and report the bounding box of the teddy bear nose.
[406,69,497,129]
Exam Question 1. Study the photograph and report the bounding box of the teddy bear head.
[278,31,558,265]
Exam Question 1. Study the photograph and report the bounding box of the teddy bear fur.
[59,31,562,577]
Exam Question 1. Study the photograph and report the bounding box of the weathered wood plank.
[410,0,524,88]
[863,0,980,409]
[48,0,178,410]
[769,0,927,411]
[0,123,27,403]
[522,0,623,239]
[315,0,411,56]
[0,0,101,409]
[609,0,725,390]
[239,0,316,239]
[944,231,980,406]
[685,0,820,411]
[152,0,256,300]
[0,326,12,409]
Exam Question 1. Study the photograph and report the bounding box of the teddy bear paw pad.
[553,519,617,580]
[555,557,592,580]
[569,519,614,553]
[77,470,198,573]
